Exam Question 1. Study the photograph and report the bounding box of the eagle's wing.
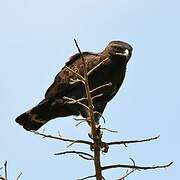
[45,52,104,99]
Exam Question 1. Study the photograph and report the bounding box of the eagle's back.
[45,52,104,99]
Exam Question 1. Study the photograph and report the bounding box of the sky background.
[0,0,179,179]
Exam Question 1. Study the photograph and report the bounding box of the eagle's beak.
[115,49,129,57]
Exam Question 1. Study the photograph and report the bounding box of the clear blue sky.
[0,0,179,179]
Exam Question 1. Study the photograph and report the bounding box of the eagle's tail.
[15,99,65,131]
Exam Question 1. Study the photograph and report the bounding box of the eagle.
[16,41,133,131]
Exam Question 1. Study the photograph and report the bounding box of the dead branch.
[55,150,94,160]
[101,127,118,133]
[74,39,103,180]
[77,175,105,180]
[65,66,85,82]
[93,111,106,124]
[33,131,92,146]
[16,172,22,180]
[64,97,87,104]
[73,117,88,126]
[102,161,173,171]
[87,57,109,76]
[92,94,103,101]
[0,161,8,180]
[74,39,97,138]
[77,175,96,180]
[69,78,84,85]
[117,169,136,180]
[4,161,7,180]
[107,135,160,146]
[75,120,87,127]
[63,96,89,110]
[90,83,112,94]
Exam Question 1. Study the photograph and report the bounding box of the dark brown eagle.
[16,41,133,131]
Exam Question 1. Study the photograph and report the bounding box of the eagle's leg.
[88,123,109,152]
[90,140,109,153]
[87,116,102,140]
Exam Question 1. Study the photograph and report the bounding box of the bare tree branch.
[63,96,89,110]
[33,131,92,146]
[65,97,87,105]
[93,111,106,124]
[91,94,103,101]
[117,169,136,180]
[16,172,22,180]
[101,127,118,133]
[69,78,84,85]
[74,39,97,138]
[77,175,96,180]
[74,39,103,180]
[55,150,94,160]
[107,135,160,146]
[87,57,109,76]
[4,161,7,180]
[64,66,85,82]
[102,161,173,171]
[90,83,112,94]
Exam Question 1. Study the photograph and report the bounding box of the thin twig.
[129,158,136,166]
[107,135,160,146]
[4,161,7,180]
[63,96,89,110]
[87,57,109,76]
[33,131,92,146]
[55,151,94,160]
[75,120,87,127]
[92,94,103,101]
[73,117,86,121]
[101,127,118,133]
[117,158,137,179]
[90,82,112,94]
[94,111,106,124]
[70,78,84,85]
[78,154,94,161]
[102,161,173,171]
[16,172,22,180]
[117,169,136,180]
[65,66,85,82]
[65,97,87,104]
[77,175,96,180]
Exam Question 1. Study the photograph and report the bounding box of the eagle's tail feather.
[16,99,60,131]
[15,112,44,131]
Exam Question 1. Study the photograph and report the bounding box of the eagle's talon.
[101,142,109,153]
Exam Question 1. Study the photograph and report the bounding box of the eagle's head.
[105,40,133,61]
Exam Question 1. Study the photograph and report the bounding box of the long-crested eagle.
[16,41,133,131]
